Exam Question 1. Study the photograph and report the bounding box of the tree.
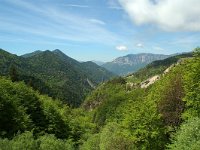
[168,117,200,150]
[9,64,19,82]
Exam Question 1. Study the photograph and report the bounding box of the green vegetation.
[0,48,199,149]
[128,52,193,82]
[0,49,115,107]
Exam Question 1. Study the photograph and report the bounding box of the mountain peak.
[52,49,68,57]
[53,49,62,53]
[102,53,170,75]
[21,50,43,58]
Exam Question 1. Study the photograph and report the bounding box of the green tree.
[168,117,200,150]
[9,64,19,82]
[182,49,200,119]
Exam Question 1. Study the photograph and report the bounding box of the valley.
[0,49,115,107]
[0,48,199,150]
[0,0,200,149]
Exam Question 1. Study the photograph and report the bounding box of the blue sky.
[0,0,200,61]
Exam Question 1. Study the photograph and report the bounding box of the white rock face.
[141,75,160,88]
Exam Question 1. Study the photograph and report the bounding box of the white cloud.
[119,0,200,31]
[116,45,128,51]
[136,43,144,48]
[89,19,106,25]
[62,4,89,8]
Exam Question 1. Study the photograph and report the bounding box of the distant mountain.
[92,60,105,66]
[0,49,115,107]
[102,53,170,75]
[129,52,193,82]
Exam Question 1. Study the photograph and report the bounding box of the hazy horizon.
[2,48,186,63]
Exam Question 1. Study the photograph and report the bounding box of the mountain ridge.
[102,53,170,75]
[0,49,115,107]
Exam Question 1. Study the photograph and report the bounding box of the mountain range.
[0,47,199,149]
[0,49,115,107]
[102,53,170,75]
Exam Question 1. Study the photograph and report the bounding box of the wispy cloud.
[0,0,124,46]
[108,0,123,10]
[108,6,123,10]
[62,4,90,8]
[89,19,106,25]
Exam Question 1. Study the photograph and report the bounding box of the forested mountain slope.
[0,77,95,149]
[0,49,115,107]
[0,48,199,150]
[81,48,200,149]
[126,52,193,83]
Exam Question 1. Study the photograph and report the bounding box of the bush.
[168,117,200,150]
[0,132,74,150]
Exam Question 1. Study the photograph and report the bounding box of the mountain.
[92,60,105,66]
[127,52,193,82]
[81,50,199,149]
[0,48,199,149]
[21,50,43,58]
[81,61,114,83]
[0,49,115,107]
[102,53,170,75]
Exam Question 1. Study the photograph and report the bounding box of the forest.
[0,47,200,150]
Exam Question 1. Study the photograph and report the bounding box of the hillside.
[80,48,200,149]
[126,52,193,83]
[102,53,169,75]
[0,49,115,107]
[81,61,114,83]
[0,48,199,149]
[92,60,105,66]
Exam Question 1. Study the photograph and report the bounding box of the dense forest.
[0,49,115,107]
[0,48,200,150]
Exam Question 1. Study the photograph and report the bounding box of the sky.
[0,0,200,62]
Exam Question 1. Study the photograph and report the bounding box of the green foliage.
[107,77,126,85]
[193,47,200,57]
[80,134,100,150]
[39,95,71,139]
[38,134,74,150]
[0,77,46,138]
[0,132,74,150]
[84,80,168,149]
[182,52,200,119]
[156,69,185,127]
[0,48,199,150]
[0,49,115,107]
[121,89,167,150]
[81,123,135,150]
[130,52,193,82]
[0,132,38,150]
[9,64,19,82]
[168,117,200,150]
[99,122,135,150]
[0,77,97,148]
